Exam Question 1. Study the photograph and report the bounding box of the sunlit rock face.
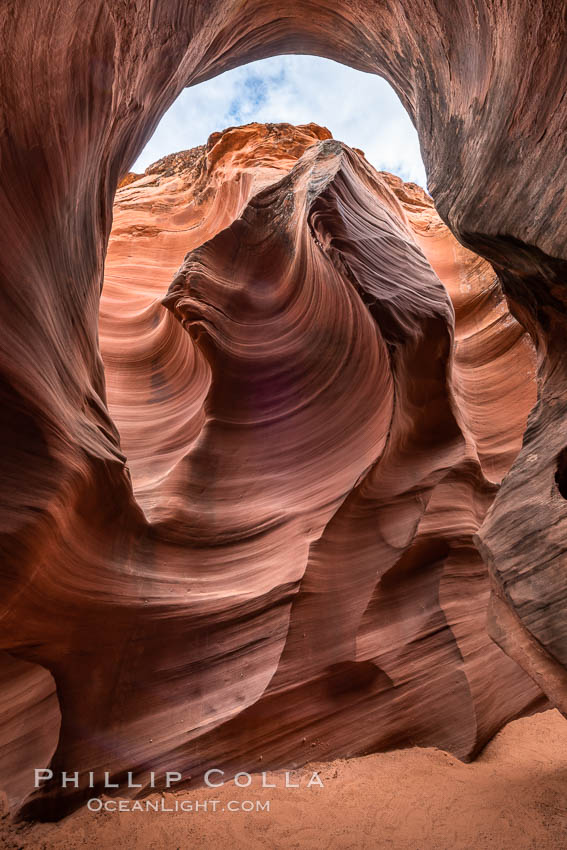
[0,122,545,819]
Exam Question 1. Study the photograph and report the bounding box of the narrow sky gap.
[133,56,427,187]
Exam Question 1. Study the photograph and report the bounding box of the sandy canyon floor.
[1,709,565,850]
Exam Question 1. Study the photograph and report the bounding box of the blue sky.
[133,56,427,187]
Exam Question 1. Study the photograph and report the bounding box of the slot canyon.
[1,1,567,837]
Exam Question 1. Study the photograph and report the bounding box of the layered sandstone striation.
[0,121,545,818]
[2,7,567,803]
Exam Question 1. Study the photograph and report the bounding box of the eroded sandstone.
[0,121,546,818]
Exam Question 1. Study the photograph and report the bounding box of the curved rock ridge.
[0,122,544,819]
[102,123,333,513]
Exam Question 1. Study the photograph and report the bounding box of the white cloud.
[133,56,426,187]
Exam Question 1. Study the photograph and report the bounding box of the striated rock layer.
[2,0,567,821]
[2,5,567,798]
[0,121,545,818]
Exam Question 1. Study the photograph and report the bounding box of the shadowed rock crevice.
[555,448,567,500]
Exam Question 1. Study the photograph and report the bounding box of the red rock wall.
[0,121,544,817]
[1,0,566,818]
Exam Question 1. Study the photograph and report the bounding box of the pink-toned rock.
[1,7,566,744]
[0,122,544,818]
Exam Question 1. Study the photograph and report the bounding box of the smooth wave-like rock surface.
[0,120,545,818]
[3,8,567,796]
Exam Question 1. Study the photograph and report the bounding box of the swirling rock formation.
[1,5,566,761]
[2,0,567,824]
[0,119,545,819]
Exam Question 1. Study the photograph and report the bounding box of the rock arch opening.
[131,56,426,185]
[102,56,427,505]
